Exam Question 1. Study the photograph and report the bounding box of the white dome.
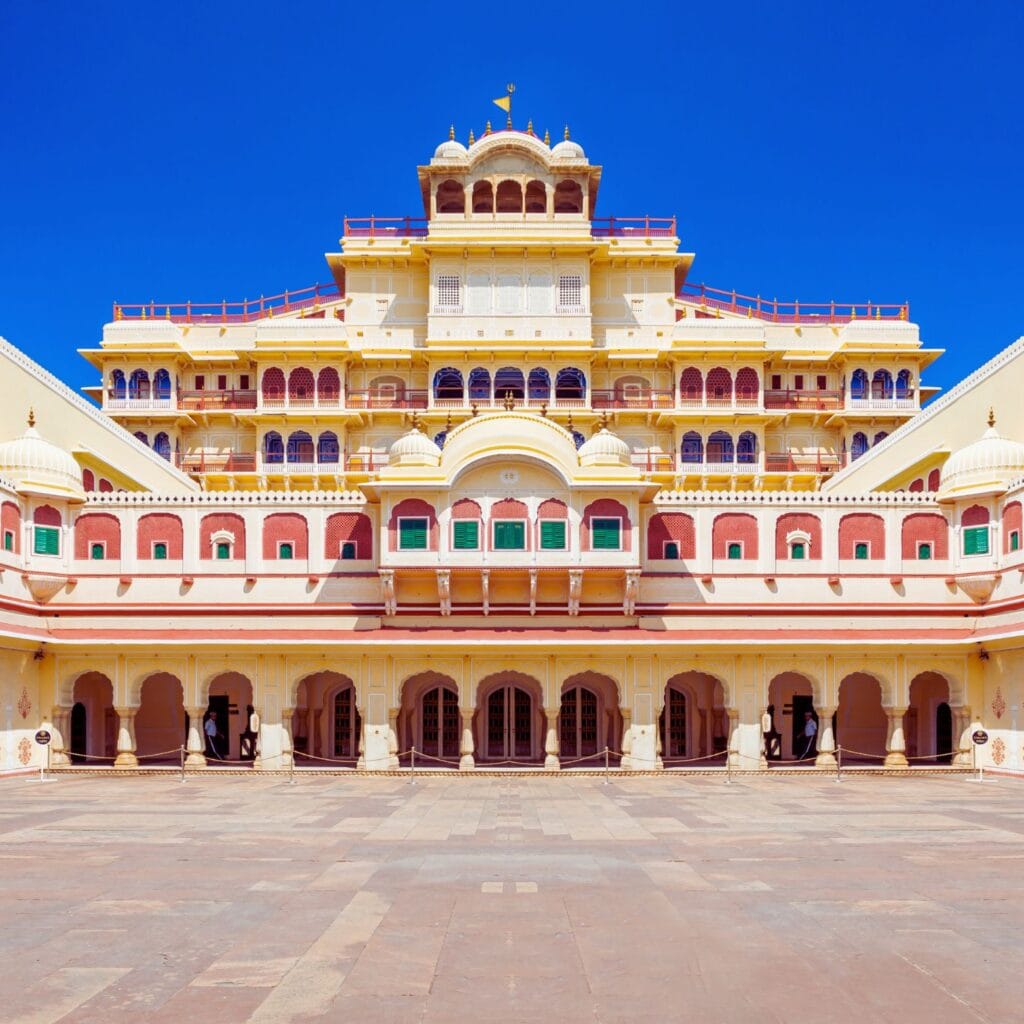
[939,418,1024,498]
[578,427,631,467]
[550,139,587,162]
[388,426,442,467]
[432,138,468,162]
[0,419,84,499]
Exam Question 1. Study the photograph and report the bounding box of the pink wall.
[325,512,373,559]
[581,499,631,552]
[647,512,695,559]
[775,513,822,559]
[901,513,949,559]
[262,512,309,559]
[199,513,246,559]
[74,512,121,560]
[962,504,990,527]
[388,498,438,552]
[137,513,184,559]
[838,513,885,560]
[1004,501,1022,553]
[712,513,758,559]
[1,501,20,553]
[34,505,61,527]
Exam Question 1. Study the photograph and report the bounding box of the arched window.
[734,367,759,404]
[263,431,284,465]
[289,367,315,405]
[872,369,893,400]
[555,367,586,402]
[494,366,525,401]
[571,430,586,450]
[896,369,913,399]
[317,431,339,464]
[468,367,491,401]
[434,431,447,450]
[851,431,869,460]
[707,430,734,463]
[554,180,583,213]
[850,369,868,399]
[681,431,703,464]
[433,367,464,401]
[153,369,171,400]
[287,431,313,464]
[133,430,149,446]
[528,368,551,401]
[261,367,285,405]
[705,367,732,403]
[317,367,340,403]
[873,430,889,446]
[153,432,171,461]
[110,369,126,400]
[128,369,150,400]
[525,180,546,213]
[472,181,494,213]
[436,179,465,214]
[737,431,757,464]
[679,367,702,402]
[496,179,523,213]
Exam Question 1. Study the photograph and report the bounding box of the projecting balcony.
[847,395,917,412]
[629,453,848,475]
[105,396,175,411]
[677,394,762,411]
[591,390,675,410]
[764,389,843,411]
[345,390,429,411]
[180,390,258,411]
[431,394,589,411]
[174,452,389,476]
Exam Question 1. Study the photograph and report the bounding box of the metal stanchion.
[726,752,732,784]
[410,745,416,784]
[288,749,296,785]
[603,746,609,785]
[179,744,186,784]
[836,744,842,783]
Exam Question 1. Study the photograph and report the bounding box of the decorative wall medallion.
[500,470,519,485]
[17,687,31,719]
[990,737,1006,765]
[17,737,31,765]
[991,687,1006,719]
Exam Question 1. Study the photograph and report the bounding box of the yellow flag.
[492,95,511,113]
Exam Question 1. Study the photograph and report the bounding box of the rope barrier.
[293,749,360,766]
[134,747,187,761]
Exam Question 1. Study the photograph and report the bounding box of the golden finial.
[140,305,147,320]
[503,390,515,411]
[543,129,550,146]
[266,304,273,318]
[114,305,123,321]
[850,306,857,319]
[526,119,534,136]
[449,124,455,140]
[165,306,171,319]
[445,411,452,431]
[410,410,421,431]
[468,129,475,145]
[471,402,478,417]
[485,120,492,135]
[540,403,548,417]
[600,410,609,429]
[27,408,35,428]
[567,412,574,432]
[564,125,570,140]
[899,304,908,321]
[875,307,881,320]
[988,407,996,429]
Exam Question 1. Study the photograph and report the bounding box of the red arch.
[647,513,695,559]
[775,513,821,559]
[489,498,530,551]
[82,469,95,491]
[712,513,758,559]
[451,498,482,519]
[2,501,21,554]
[263,513,309,559]
[962,505,989,527]
[200,513,246,559]
[325,512,373,560]
[838,513,885,560]
[901,513,948,559]
[137,513,183,559]
[581,499,631,552]
[74,513,121,560]
[1004,501,1022,553]
[34,505,61,526]
[927,468,941,492]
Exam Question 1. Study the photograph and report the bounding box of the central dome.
[0,415,84,500]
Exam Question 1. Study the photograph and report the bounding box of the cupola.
[577,425,631,468]
[938,410,1024,501]
[0,410,85,501]
[388,418,442,468]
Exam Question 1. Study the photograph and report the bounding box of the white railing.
[848,397,917,411]
[105,397,174,410]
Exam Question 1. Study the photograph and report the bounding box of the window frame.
[33,524,60,557]
[557,273,584,312]
[790,541,806,560]
[853,541,869,560]
[278,541,294,560]
[590,516,622,552]
[1010,530,1020,553]
[90,541,106,560]
[727,541,743,560]
[492,518,527,551]
[917,541,932,561]
[539,519,567,551]
[397,516,430,551]
[662,540,680,560]
[962,525,989,556]
[452,519,481,551]
[435,274,462,311]
[152,541,168,560]
[2,529,13,552]
[340,540,358,560]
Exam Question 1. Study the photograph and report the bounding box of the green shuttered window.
[591,518,621,550]
[493,520,525,550]
[963,526,988,556]
[453,520,479,550]
[540,520,566,550]
[34,526,59,556]
[399,518,428,550]
[153,542,168,560]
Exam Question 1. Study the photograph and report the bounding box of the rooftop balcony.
[342,215,676,239]
[174,452,389,475]
[630,452,849,475]
[112,283,342,324]
[764,389,844,411]
[679,282,909,324]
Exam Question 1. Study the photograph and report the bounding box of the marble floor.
[0,773,1021,1023]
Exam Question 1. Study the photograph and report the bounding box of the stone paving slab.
[0,774,1021,1023]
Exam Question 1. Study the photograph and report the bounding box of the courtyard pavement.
[0,774,1021,1023]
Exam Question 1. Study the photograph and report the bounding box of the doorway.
[420,685,459,759]
[936,702,953,764]
[205,695,230,759]
[487,685,533,760]
[791,694,817,759]
[70,702,87,764]
[560,686,599,759]
[660,687,688,758]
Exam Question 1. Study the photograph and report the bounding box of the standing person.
[800,710,818,761]
[241,704,260,760]
[762,704,777,761]
[204,710,222,760]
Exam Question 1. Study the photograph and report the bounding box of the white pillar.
[460,708,476,771]
[113,707,138,768]
[543,707,559,770]
[815,706,837,767]
[185,707,206,766]
[884,706,909,767]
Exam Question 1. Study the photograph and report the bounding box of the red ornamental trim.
[992,687,1007,720]
[991,737,1006,766]
[17,737,32,765]
[17,687,31,719]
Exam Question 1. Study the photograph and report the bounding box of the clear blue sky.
[2,1,1021,396]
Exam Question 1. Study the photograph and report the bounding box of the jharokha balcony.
[174,452,389,476]
[630,452,849,475]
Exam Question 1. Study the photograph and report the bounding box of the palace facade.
[1,125,1023,774]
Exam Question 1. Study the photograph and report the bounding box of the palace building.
[1,124,1023,775]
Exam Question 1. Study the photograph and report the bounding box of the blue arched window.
[896,369,912,399]
[128,369,150,400]
[873,430,889,446]
[494,366,525,400]
[434,430,447,449]
[110,369,126,400]
[555,367,586,401]
[872,369,893,400]
[707,430,734,463]
[264,432,284,465]
[317,431,339,464]
[737,431,757,465]
[433,367,464,402]
[133,430,149,446]
[153,432,171,461]
[528,368,551,401]
[468,367,491,402]
[287,431,314,464]
[681,431,703,464]
[850,369,868,399]
[153,369,171,400]
[571,430,586,450]
[851,431,869,460]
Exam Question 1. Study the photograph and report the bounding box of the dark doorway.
[70,702,87,764]
[936,702,953,764]
[791,694,817,759]
[205,695,230,759]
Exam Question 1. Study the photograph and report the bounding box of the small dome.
[578,427,631,467]
[939,415,1024,498]
[432,138,468,162]
[550,139,587,162]
[388,426,442,467]
[0,415,84,499]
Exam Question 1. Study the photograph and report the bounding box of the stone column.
[113,707,138,768]
[815,706,838,767]
[388,707,400,769]
[460,708,476,771]
[543,707,560,770]
[185,707,207,767]
[305,707,316,760]
[51,705,73,767]
[619,707,634,765]
[280,707,295,768]
[884,706,909,767]
[726,709,740,768]
[952,705,973,767]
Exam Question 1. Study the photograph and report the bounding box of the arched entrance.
[767,671,817,761]
[70,671,115,764]
[660,672,727,762]
[205,672,254,761]
[70,703,87,763]
[295,671,360,762]
[907,671,952,763]
[399,672,460,764]
[837,672,887,762]
[560,672,622,764]
[136,673,186,761]
[477,672,543,763]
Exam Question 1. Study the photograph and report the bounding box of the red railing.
[344,452,389,472]
[629,453,848,474]
[591,216,676,238]
[592,389,675,410]
[113,282,342,324]
[763,389,843,411]
[180,390,258,411]
[345,389,429,410]
[679,283,909,324]
[176,453,257,474]
[343,217,429,237]
[764,453,847,473]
